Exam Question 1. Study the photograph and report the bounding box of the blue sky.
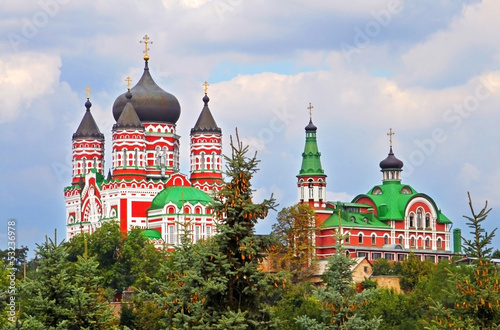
[1,0,500,256]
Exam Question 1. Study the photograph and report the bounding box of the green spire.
[298,119,325,177]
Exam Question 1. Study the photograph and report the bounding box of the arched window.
[398,235,403,245]
[212,152,216,171]
[425,213,430,228]
[308,179,314,199]
[425,237,431,249]
[384,235,389,245]
[82,157,87,173]
[410,237,415,247]
[371,234,376,245]
[358,233,363,244]
[409,213,415,227]
[437,238,442,249]
[135,149,139,167]
[417,208,423,228]
[123,149,127,166]
[200,152,205,170]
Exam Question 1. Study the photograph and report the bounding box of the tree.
[462,191,497,259]
[0,246,28,280]
[16,236,118,329]
[399,253,434,292]
[17,237,74,328]
[68,255,117,329]
[269,203,319,282]
[427,193,500,329]
[295,231,380,329]
[139,132,277,328]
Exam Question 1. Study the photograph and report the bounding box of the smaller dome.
[379,147,404,170]
[150,186,213,210]
[305,119,317,131]
[141,229,162,240]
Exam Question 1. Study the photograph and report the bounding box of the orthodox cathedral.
[64,36,221,246]
[64,36,460,263]
[297,114,461,262]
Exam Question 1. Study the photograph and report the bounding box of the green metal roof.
[321,203,391,229]
[141,229,162,240]
[150,185,213,210]
[297,127,324,177]
[352,181,452,224]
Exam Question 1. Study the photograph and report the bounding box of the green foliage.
[18,237,74,328]
[269,203,319,283]
[296,231,380,329]
[138,132,277,328]
[271,282,323,330]
[0,246,28,280]
[426,193,500,329]
[64,221,166,294]
[399,253,434,292]
[371,258,400,276]
[462,192,497,259]
[16,237,118,329]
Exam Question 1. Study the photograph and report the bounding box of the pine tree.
[427,192,500,329]
[139,131,277,328]
[207,132,277,327]
[295,231,380,329]
[68,255,117,329]
[462,191,497,259]
[17,237,74,329]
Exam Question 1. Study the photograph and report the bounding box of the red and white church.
[64,39,222,246]
[297,114,461,263]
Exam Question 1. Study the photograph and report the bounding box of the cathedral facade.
[64,43,222,246]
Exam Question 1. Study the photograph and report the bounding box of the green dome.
[150,186,213,210]
[141,229,162,240]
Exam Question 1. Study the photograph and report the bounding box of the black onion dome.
[305,119,317,131]
[73,99,104,139]
[113,91,144,130]
[379,147,404,170]
[112,62,181,123]
[191,94,221,134]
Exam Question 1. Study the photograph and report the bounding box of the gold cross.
[202,81,209,94]
[307,102,314,120]
[125,76,132,90]
[140,35,153,60]
[387,128,395,147]
[85,86,91,99]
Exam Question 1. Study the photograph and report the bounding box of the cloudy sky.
[1,0,500,255]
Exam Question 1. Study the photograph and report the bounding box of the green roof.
[141,229,162,240]
[321,203,391,229]
[297,129,324,177]
[352,181,452,224]
[150,185,213,210]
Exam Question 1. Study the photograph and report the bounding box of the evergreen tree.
[17,237,74,329]
[295,231,380,329]
[462,191,497,259]
[68,255,117,329]
[139,132,277,328]
[427,193,500,329]
[207,132,277,327]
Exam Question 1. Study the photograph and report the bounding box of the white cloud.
[326,191,355,203]
[0,52,61,123]
[459,162,481,186]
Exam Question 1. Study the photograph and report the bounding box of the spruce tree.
[427,193,500,329]
[207,132,277,327]
[139,131,277,328]
[68,255,117,329]
[17,237,74,329]
[295,231,380,329]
